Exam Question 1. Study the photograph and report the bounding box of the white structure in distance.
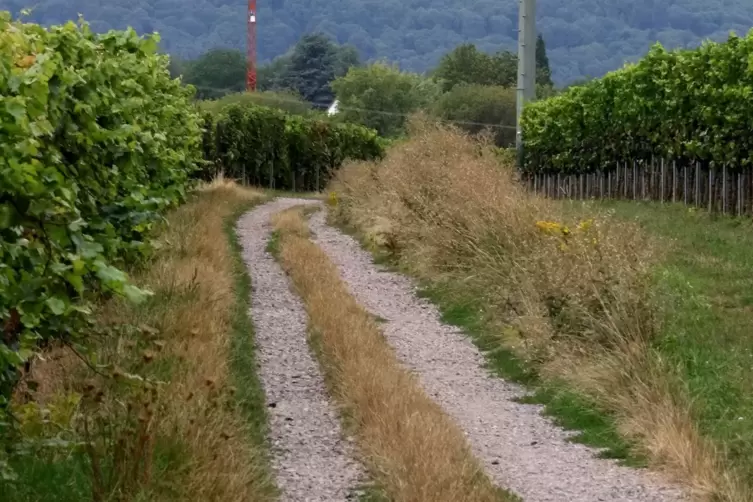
[327,100,339,116]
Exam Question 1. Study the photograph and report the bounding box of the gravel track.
[309,209,688,502]
[236,199,364,502]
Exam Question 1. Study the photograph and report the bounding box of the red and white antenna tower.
[246,0,257,91]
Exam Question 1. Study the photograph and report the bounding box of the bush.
[431,85,516,147]
[522,31,753,174]
[331,62,439,137]
[0,14,203,401]
[198,90,313,117]
[202,103,384,190]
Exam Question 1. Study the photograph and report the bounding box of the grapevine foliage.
[201,103,385,190]
[0,13,203,400]
[522,31,753,174]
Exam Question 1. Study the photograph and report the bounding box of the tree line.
[177,34,555,145]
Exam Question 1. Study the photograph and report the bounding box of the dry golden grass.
[273,207,514,502]
[329,118,747,501]
[13,180,276,502]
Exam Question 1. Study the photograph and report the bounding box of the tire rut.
[236,199,364,502]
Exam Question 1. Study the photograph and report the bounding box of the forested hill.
[6,0,753,84]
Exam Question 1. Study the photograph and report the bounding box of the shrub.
[198,90,313,117]
[0,14,202,401]
[522,31,753,174]
[202,103,384,190]
[431,84,516,147]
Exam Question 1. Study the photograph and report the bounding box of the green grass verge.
[597,200,753,483]
[330,213,646,466]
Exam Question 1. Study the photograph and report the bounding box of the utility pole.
[246,0,257,91]
[516,0,536,167]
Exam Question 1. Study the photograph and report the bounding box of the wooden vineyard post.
[556,173,561,199]
[722,164,727,214]
[708,168,713,213]
[661,157,666,204]
[695,162,700,207]
[642,161,647,200]
[672,160,677,203]
[633,161,637,200]
[683,164,688,205]
[608,169,612,198]
[737,170,743,217]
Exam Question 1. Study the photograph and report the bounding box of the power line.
[192,84,519,131]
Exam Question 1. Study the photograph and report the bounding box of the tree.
[182,48,246,99]
[536,34,553,87]
[431,85,517,146]
[259,34,361,108]
[332,62,438,137]
[432,43,517,91]
[258,55,293,91]
[284,34,340,108]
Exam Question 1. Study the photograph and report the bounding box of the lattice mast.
[246,0,257,91]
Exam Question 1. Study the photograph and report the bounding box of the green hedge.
[521,31,753,174]
[201,103,384,191]
[0,14,203,400]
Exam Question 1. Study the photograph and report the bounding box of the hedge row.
[521,31,753,174]
[201,103,384,191]
[0,14,203,399]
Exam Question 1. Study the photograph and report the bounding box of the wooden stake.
[672,160,677,203]
[661,157,666,204]
[695,162,700,206]
[723,164,727,215]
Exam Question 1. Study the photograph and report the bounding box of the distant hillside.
[6,0,753,84]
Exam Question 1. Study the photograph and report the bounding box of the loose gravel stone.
[309,209,689,502]
[236,199,364,502]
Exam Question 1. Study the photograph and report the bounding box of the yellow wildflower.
[535,221,562,234]
[576,219,594,232]
[327,191,338,206]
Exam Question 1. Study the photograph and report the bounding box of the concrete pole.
[516,0,536,168]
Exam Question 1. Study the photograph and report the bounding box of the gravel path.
[236,199,364,502]
[309,209,689,502]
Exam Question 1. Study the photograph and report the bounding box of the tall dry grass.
[273,207,515,502]
[12,179,276,501]
[329,118,747,501]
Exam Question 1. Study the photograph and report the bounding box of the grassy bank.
[2,181,276,502]
[329,119,748,501]
[272,207,516,502]
[598,201,753,495]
